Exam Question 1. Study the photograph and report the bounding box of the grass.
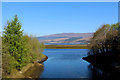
[3,55,47,78]
[3,63,44,78]
[45,45,89,49]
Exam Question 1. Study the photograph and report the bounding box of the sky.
[2,2,118,36]
[1,0,120,2]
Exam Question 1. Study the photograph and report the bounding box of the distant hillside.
[37,33,93,44]
[39,33,93,38]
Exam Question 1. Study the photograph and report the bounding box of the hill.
[37,33,93,44]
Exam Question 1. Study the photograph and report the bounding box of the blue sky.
[2,2,118,36]
[2,0,120,2]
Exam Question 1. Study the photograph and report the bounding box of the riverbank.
[45,45,89,49]
[82,53,120,79]
[2,55,48,78]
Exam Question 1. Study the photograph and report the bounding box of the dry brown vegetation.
[45,45,88,49]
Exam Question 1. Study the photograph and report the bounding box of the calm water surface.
[45,43,88,45]
[39,49,96,78]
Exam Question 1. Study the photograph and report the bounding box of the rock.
[19,71,22,74]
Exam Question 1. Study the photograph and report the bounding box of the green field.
[45,45,89,49]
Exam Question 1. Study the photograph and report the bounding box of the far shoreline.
[44,44,89,49]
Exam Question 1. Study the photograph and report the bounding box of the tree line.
[88,23,120,57]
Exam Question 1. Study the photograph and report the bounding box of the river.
[39,49,108,79]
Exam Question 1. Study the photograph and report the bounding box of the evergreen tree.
[3,15,30,70]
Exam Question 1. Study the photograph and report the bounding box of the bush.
[23,35,45,62]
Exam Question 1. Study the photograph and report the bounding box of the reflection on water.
[39,49,92,78]
[88,64,111,80]
[38,49,118,79]
[88,64,120,80]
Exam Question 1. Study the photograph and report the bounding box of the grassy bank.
[45,44,89,49]
[2,55,47,78]
[2,63,44,78]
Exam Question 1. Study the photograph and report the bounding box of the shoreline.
[45,45,89,49]
[82,54,120,79]
[3,55,48,78]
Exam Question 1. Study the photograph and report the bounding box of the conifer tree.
[3,15,30,70]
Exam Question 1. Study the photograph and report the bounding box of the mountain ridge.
[39,32,93,38]
[37,33,93,44]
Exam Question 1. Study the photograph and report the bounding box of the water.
[38,49,119,79]
[39,49,93,78]
[45,43,88,45]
